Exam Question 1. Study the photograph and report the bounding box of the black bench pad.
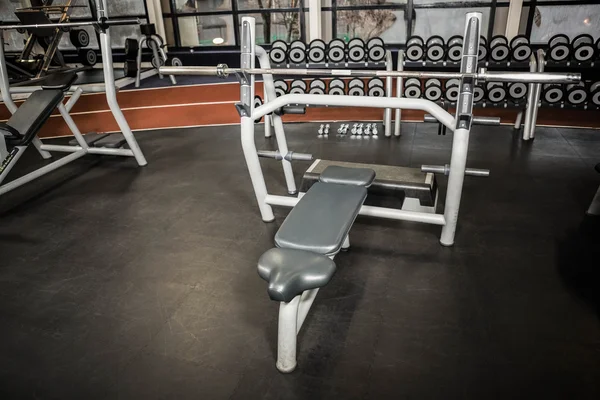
[0,89,64,147]
[258,248,336,302]
[275,182,367,256]
[319,165,376,187]
[40,71,77,91]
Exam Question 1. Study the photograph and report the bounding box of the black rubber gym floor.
[1,122,599,399]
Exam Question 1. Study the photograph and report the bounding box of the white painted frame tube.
[384,50,393,137]
[394,50,404,137]
[277,295,301,373]
[587,184,600,216]
[522,54,537,140]
[256,46,297,194]
[0,147,26,186]
[528,49,545,140]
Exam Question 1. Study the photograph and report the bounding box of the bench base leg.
[277,296,300,373]
[342,235,350,251]
[587,185,600,216]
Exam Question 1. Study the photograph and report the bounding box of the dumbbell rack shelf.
[271,61,389,70]
[402,60,531,71]
[437,100,526,109]
[540,101,600,111]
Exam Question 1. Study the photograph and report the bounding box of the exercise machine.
[0,0,147,198]
[161,13,578,372]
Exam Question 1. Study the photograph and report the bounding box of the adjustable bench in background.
[258,166,375,373]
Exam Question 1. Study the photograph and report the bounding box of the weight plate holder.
[543,84,564,104]
[269,40,288,64]
[308,39,327,63]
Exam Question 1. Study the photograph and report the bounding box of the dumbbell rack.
[264,52,397,137]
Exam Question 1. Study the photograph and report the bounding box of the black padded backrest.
[41,72,78,91]
[4,90,65,146]
[14,10,55,37]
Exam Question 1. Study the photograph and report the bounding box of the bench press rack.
[161,13,579,372]
[0,0,147,198]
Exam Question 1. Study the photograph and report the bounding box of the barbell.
[0,18,141,31]
[159,64,580,84]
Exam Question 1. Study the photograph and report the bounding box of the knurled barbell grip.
[424,114,500,125]
[421,164,490,177]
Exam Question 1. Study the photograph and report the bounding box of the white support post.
[384,51,393,137]
[528,49,545,140]
[146,0,168,45]
[394,50,404,137]
[296,288,319,333]
[505,0,524,40]
[514,110,523,130]
[308,0,322,42]
[277,296,301,373]
[57,104,90,150]
[522,53,537,140]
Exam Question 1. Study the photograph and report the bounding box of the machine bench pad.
[258,248,336,302]
[275,182,367,256]
[319,165,376,187]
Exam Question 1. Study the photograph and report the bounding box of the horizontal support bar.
[424,114,500,126]
[0,19,141,30]
[264,194,446,225]
[160,65,580,84]
[257,150,313,161]
[39,144,135,157]
[421,164,490,177]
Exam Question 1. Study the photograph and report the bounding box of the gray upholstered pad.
[319,165,376,187]
[258,248,336,302]
[275,182,367,255]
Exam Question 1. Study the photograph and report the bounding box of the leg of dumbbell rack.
[384,51,393,137]
[514,110,523,130]
[135,37,144,88]
[523,53,537,140]
[394,50,404,137]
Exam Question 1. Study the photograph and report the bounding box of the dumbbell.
[290,79,307,94]
[308,39,327,63]
[329,78,346,95]
[566,82,588,105]
[426,36,445,62]
[327,39,346,63]
[424,78,442,101]
[479,35,488,61]
[309,79,326,95]
[473,85,485,103]
[572,34,595,63]
[406,36,425,61]
[404,78,422,98]
[489,35,510,62]
[547,34,571,62]
[288,40,307,64]
[270,40,288,64]
[367,78,385,97]
[348,78,365,96]
[348,38,366,62]
[486,82,507,103]
[510,35,532,62]
[591,82,600,107]
[507,82,527,101]
[274,80,288,97]
[543,84,564,104]
[444,78,460,102]
[447,35,463,62]
[367,37,386,62]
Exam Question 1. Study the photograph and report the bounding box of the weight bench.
[258,165,375,372]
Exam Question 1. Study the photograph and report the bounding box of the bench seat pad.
[319,165,376,187]
[275,182,367,256]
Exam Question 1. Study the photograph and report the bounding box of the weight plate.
[511,43,532,62]
[289,40,306,50]
[488,86,507,102]
[479,36,488,46]
[328,46,346,63]
[548,34,569,48]
[406,36,424,47]
[310,79,326,90]
[125,38,139,58]
[290,79,307,90]
[404,85,422,98]
[567,87,587,104]
[572,34,594,48]
[310,39,326,49]
[445,86,459,102]
[510,34,529,48]
[274,79,288,91]
[367,37,385,48]
[329,87,345,95]
[275,87,286,97]
[447,35,463,47]
[368,86,386,97]
[508,82,527,99]
[426,44,445,62]
[79,48,97,66]
[123,59,138,78]
[424,85,442,101]
[253,95,263,122]
[348,86,365,96]
[406,43,424,61]
[405,78,421,87]
[478,44,488,60]
[592,89,600,106]
[329,39,346,49]
[329,78,345,90]
[486,82,503,90]
[425,78,441,88]
[368,78,384,88]
[167,57,183,67]
[447,44,462,62]
[426,35,445,47]
[290,87,305,94]
[309,87,326,95]
[445,78,460,89]
[573,44,594,62]
[348,78,364,89]
[289,47,306,63]
[308,46,326,63]
[590,81,600,92]
[368,45,386,62]
[269,47,287,64]
[490,35,509,48]
[348,46,366,62]
[490,44,509,62]
[473,86,485,103]
[543,85,564,103]
[566,82,585,90]
[596,38,600,52]
[548,43,571,62]
[348,38,365,49]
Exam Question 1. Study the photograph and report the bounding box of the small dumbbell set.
[269,37,386,65]
[320,123,379,137]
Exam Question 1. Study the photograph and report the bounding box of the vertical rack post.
[394,50,404,137]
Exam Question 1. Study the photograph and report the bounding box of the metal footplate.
[69,133,127,149]
[300,160,438,213]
